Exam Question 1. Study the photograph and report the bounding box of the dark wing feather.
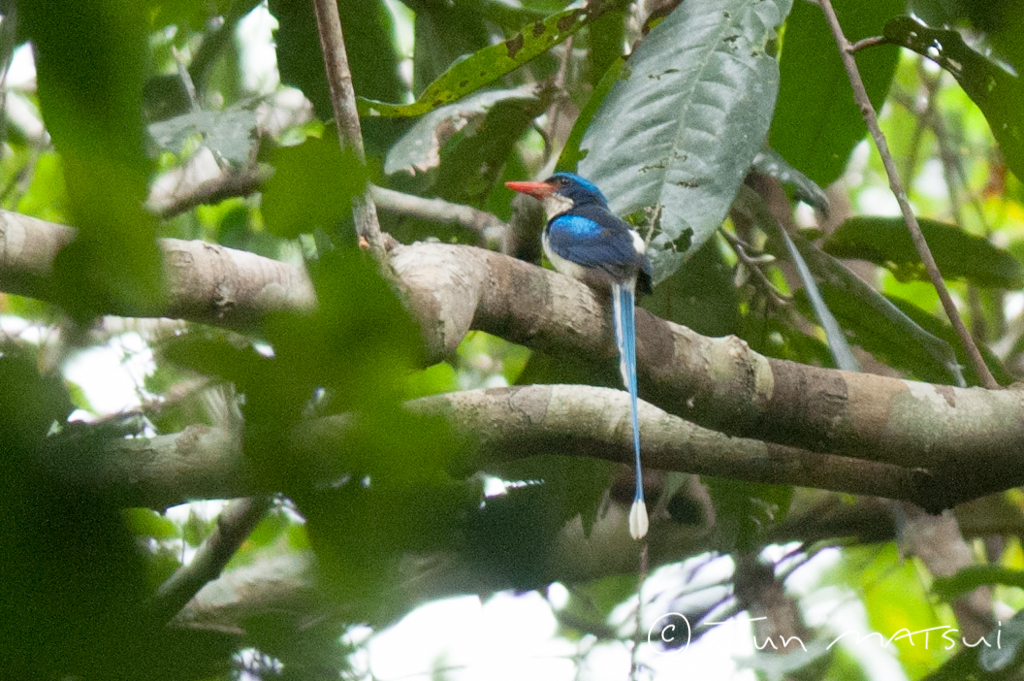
[546,206,647,283]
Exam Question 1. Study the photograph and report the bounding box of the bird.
[506,172,653,539]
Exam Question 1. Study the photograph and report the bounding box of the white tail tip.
[629,499,649,540]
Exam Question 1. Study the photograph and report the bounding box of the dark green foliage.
[703,476,792,553]
[261,132,369,240]
[578,0,791,280]
[769,0,904,188]
[825,216,1024,289]
[269,0,406,154]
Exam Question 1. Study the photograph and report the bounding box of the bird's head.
[506,172,609,217]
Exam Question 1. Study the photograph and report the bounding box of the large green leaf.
[769,0,904,188]
[908,0,1024,77]
[406,0,492,96]
[884,16,1024,183]
[358,3,616,118]
[578,0,791,284]
[932,565,1024,601]
[823,216,1024,289]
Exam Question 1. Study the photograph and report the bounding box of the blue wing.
[546,209,645,283]
[613,281,648,539]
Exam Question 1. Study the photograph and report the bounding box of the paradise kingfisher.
[506,172,653,539]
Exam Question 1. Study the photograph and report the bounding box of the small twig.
[722,229,791,307]
[311,0,385,260]
[149,496,274,625]
[817,0,998,389]
[370,185,509,248]
[849,35,888,53]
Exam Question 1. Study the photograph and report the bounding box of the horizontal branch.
[0,211,315,330]
[371,185,509,241]
[59,385,945,518]
[4,211,1024,507]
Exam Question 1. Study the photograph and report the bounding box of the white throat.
[542,193,574,218]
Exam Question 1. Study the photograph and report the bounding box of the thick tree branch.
[0,211,315,329]
[65,385,930,511]
[4,212,1024,508]
[173,493,1024,635]
[389,241,1024,507]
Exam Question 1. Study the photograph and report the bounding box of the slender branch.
[370,185,509,247]
[147,165,271,219]
[149,496,274,625]
[816,0,998,389]
[849,35,888,53]
[311,0,384,259]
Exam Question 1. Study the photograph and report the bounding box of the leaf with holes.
[358,3,616,118]
[578,0,791,284]
[824,216,1024,289]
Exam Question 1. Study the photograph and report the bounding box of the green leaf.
[408,0,492,96]
[123,508,179,540]
[246,506,291,548]
[885,293,1012,386]
[261,133,368,239]
[433,93,546,205]
[932,565,1024,601]
[769,0,903,188]
[578,0,791,283]
[558,57,624,172]
[358,4,604,118]
[824,216,1024,289]
[385,85,541,176]
[148,103,258,165]
[884,16,1024,183]
[586,8,627,87]
[271,0,404,117]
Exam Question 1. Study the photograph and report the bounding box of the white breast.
[542,229,591,281]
